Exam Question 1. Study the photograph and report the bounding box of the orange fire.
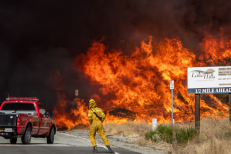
[54,34,230,130]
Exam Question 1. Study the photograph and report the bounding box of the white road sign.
[152,118,157,131]
[170,80,174,89]
[75,89,78,96]
[187,66,231,94]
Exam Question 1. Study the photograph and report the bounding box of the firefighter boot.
[93,146,98,153]
[106,146,114,153]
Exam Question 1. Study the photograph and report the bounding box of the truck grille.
[0,115,16,126]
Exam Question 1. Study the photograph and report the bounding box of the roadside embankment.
[104,117,231,154]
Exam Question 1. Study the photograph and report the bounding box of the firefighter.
[88,99,114,153]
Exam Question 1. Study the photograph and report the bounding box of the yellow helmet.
[89,99,95,103]
[89,99,97,109]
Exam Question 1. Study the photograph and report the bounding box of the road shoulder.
[59,130,166,154]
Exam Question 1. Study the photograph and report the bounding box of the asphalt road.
[0,132,141,154]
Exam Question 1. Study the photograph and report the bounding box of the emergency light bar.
[6,97,39,102]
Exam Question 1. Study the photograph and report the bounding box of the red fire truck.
[0,97,56,144]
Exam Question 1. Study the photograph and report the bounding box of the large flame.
[54,34,230,130]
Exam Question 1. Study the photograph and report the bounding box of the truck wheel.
[10,137,17,144]
[21,126,32,144]
[47,127,54,144]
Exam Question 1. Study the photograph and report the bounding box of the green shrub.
[157,125,173,143]
[176,127,197,144]
[145,130,156,140]
[145,125,197,144]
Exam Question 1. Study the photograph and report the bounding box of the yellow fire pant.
[89,121,110,147]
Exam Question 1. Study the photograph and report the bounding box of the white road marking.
[0,144,69,146]
[59,132,119,154]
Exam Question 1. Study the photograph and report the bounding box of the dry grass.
[104,117,231,154]
[104,121,173,152]
[104,121,151,138]
[174,117,231,154]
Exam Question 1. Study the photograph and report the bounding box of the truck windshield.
[1,103,35,110]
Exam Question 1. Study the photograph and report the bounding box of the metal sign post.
[195,94,200,132]
[170,80,174,125]
[229,94,231,122]
[75,89,79,109]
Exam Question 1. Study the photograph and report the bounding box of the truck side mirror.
[49,110,53,118]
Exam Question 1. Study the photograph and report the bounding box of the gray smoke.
[0,0,230,109]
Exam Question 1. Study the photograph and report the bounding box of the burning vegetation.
[54,33,231,130]
[0,0,231,133]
